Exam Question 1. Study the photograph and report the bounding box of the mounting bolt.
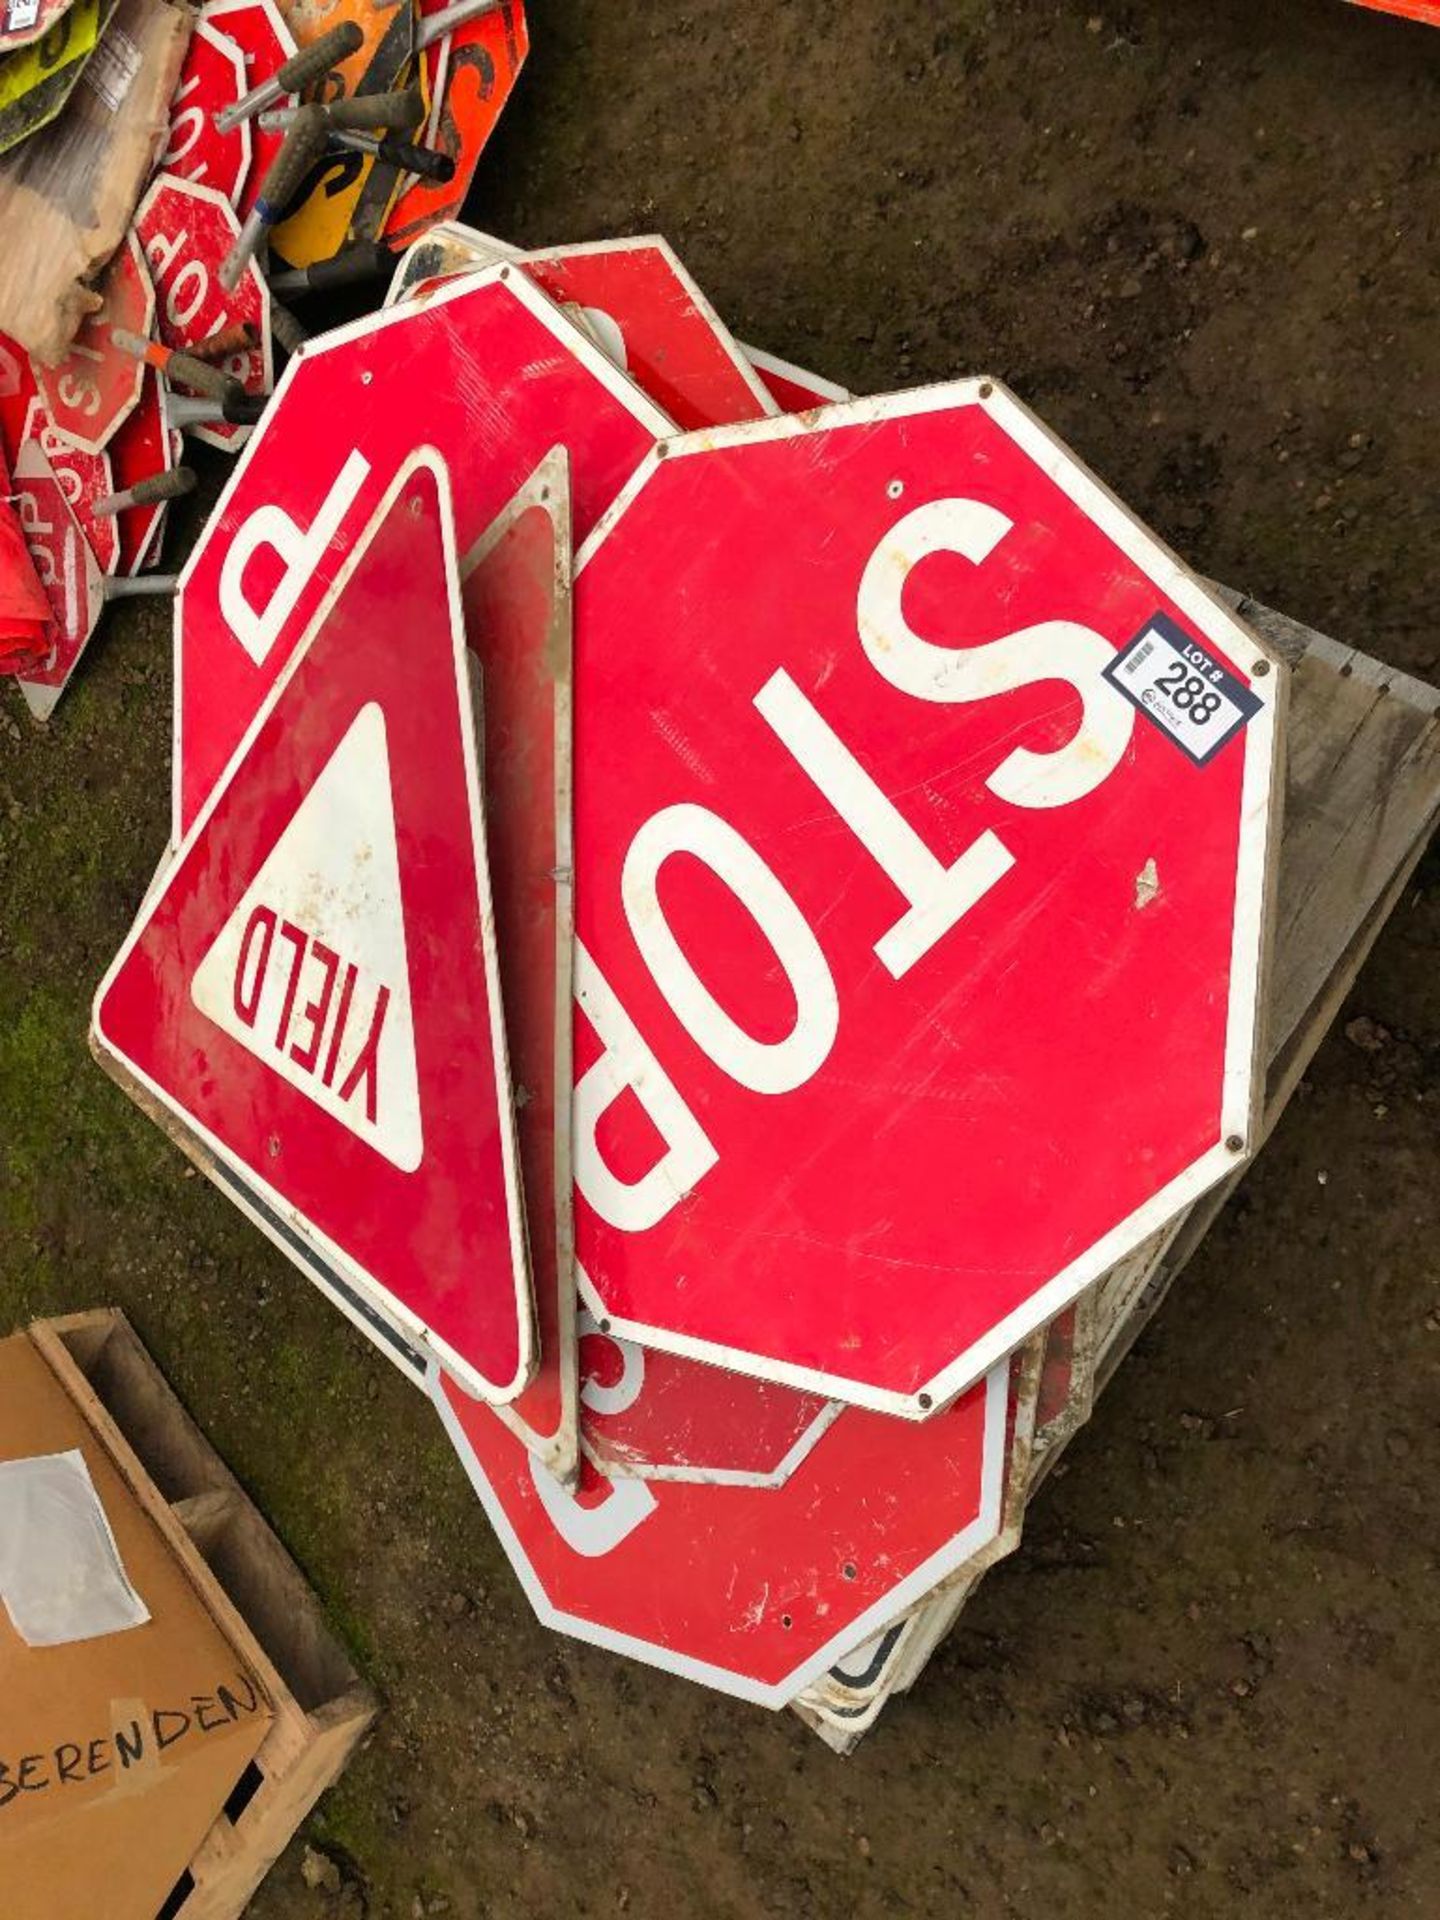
[1226,1134,1246,1154]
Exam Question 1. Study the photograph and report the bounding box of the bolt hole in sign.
[570,381,1285,1419]
[93,452,536,1402]
[432,1346,1009,1707]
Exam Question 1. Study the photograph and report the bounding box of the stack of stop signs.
[92,229,1286,1733]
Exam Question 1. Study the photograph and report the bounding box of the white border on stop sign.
[570,379,1287,1420]
[575,1309,842,1489]
[429,1352,1010,1709]
[167,259,672,851]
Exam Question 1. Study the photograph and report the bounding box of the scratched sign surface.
[568,382,1285,1417]
[94,452,536,1403]
[433,1350,1008,1707]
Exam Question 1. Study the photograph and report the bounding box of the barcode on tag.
[83,25,141,111]
[4,0,41,33]
[1103,613,1262,766]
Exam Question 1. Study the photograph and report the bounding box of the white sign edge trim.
[453,442,582,1480]
[136,168,274,404]
[570,375,1284,1419]
[739,342,854,406]
[169,257,673,847]
[428,1353,1009,1710]
[580,1398,843,1491]
[101,446,539,1406]
[520,233,782,420]
[39,230,157,459]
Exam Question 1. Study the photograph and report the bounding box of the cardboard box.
[0,1333,274,1920]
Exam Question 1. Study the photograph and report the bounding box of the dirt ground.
[3,0,1439,1914]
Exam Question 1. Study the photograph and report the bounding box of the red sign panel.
[12,438,103,721]
[23,398,118,574]
[157,18,253,209]
[1348,0,1440,22]
[32,231,154,456]
[0,328,36,466]
[578,1312,837,1488]
[94,453,536,1402]
[203,0,298,221]
[433,1349,1008,1706]
[569,384,1283,1416]
[134,172,272,455]
[521,239,776,433]
[172,263,668,837]
[109,370,177,576]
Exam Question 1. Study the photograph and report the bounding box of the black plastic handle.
[275,20,363,93]
[375,137,456,183]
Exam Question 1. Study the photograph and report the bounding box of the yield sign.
[93,450,535,1403]
[432,1353,1008,1707]
[570,381,1285,1418]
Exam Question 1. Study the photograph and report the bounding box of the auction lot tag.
[1104,612,1263,765]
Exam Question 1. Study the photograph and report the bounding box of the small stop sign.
[31,233,153,457]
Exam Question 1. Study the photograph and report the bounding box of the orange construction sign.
[1349,0,1440,24]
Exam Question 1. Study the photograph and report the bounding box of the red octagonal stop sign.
[433,1347,1008,1706]
[172,261,669,838]
[570,382,1285,1418]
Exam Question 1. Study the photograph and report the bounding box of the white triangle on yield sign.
[93,448,536,1405]
[190,702,424,1174]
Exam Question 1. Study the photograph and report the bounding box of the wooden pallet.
[29,1310,377,1919]
[790,600,1440,1750]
